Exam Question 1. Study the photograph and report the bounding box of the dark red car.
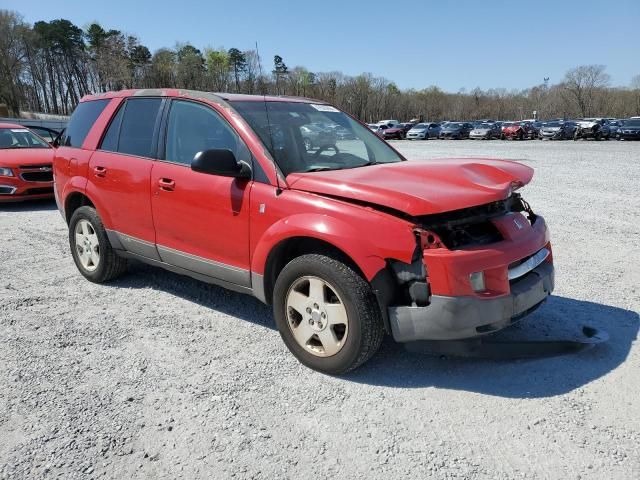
[54,89,554,374]
[381,124,406,140]
[0,123,55,202]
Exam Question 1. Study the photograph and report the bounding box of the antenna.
[255,41,282,195]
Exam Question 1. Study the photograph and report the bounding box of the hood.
[472,128,491,133]
[0,147,54,167]
[542,126,561,131]
[442,126,462,131]
[409,128,427,132]
[285,159,534,216]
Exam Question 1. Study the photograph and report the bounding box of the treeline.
[1,9,639,121]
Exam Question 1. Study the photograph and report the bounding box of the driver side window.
[165,100,247,166]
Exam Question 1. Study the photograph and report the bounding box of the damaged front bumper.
[388,262,554,342]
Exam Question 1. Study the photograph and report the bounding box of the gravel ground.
[1,140,639,479]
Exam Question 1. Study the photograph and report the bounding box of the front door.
[150,99,252,286]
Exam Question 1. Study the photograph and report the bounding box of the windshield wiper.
[304,166,343,172]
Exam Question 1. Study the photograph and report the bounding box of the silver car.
[406,122,440,140]
[469,124,499,140]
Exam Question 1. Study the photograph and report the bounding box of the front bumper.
[389,262,554,341]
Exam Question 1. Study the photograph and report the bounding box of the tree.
[562,65,610,117]
[227,48,246,93]
[205,48,230,91]
[176,44,204,90]
[273,55,288,95]
[0,10,28,114]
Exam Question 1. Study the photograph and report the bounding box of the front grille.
[20,171,53,182]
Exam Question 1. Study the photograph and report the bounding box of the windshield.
[231,101,403,175]
[0,128,50,149]
[626,120,640,127]
[545,122,561,127]
[413,123,428,129]
[445,123,462,128]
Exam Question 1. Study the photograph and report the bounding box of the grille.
[20,171,53,182]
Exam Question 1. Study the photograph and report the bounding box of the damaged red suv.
[0,123,55,202]
[54,90,554,374]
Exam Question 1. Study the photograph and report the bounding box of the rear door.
[86,97,164,259]
[150,99,252,286]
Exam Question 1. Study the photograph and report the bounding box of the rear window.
[62,99,109,148]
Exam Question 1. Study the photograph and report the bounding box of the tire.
[273,254,384,374]
[69,206,128,283]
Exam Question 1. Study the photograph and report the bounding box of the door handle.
[158,178,175,191]
[93,166,106,177]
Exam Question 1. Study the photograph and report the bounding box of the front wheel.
[273,254,384,374]
[69,206,127,283]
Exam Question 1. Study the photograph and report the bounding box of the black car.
[439,122,473,139]
[616,119,640,140]
[538,121,577,140]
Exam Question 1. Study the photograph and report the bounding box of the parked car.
[0,123,56,202]
[502,121,535,140]
[406,123,440,140]
[382,124,406,140]
[616,118,640,140]
[469,123,500,140]
[573,120,606,140]
[300,124,337,150]
[54,89,554,374]
[438,122,473,139]
[538,121,577,140]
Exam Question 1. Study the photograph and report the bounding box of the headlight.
[0,167,14,177]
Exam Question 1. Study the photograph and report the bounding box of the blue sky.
[6,0,639,91]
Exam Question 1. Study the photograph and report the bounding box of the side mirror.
[191,149,251,179]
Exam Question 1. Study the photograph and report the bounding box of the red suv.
[54,89,554,374]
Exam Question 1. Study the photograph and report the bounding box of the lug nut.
[313,303,319,309]
[321,312,326,319]
[306,307,312,314]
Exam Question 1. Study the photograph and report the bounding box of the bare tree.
[562,65,610,117]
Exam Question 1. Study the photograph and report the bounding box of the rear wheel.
[69,206,127,283]
[273,254,384,374]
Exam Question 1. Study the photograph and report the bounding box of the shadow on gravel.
[110,261,275,330]
[0,199,57,212]
[346,296,639,398]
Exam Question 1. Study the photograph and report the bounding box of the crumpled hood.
[286,159,534,216]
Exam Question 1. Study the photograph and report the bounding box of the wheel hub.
[308,305,327,331]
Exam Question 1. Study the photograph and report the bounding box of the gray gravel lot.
[1,140,639,479]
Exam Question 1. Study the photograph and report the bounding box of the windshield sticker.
[10,129,29,133]
[311,104,340,113]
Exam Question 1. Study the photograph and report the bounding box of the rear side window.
[116,98,162,158]
[99,104,125,152]
[62,99,109,148]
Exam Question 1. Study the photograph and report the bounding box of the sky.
[5,0,639,92]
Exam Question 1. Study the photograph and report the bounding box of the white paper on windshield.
[10,129,29,132]
[310,104,340,113]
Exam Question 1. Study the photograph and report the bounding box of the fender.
[60,176,88,219]
[251,213,414,281]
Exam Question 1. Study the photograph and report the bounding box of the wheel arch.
[63,190,95,224]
